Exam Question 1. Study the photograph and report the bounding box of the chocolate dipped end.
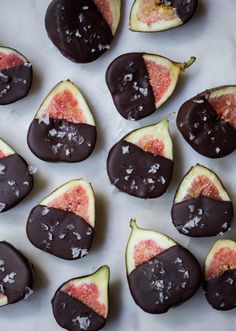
[106,53,156,120]
[204,270,236,311]
[27,118,97,163]
[171,196,234,237]
[0,241,34,306]
[128,245,201,314]
[177,96,236,158]
[52,291,106,331]
[45,0,113,63]
[0,63,32,105]
[173,0,198,23]
[27,205,94,260]
[0,153,33,212]
[107,140,173,199]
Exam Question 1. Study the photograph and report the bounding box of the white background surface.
[0,0,236,330]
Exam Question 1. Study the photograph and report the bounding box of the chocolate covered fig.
[107,118,174,198]
[0,46,32,105]
[27,179,95,260]
[45,0,121,63]
[130,0,198,32]
[27,80,97,163]
[106,52,195,120]
[177,86,236,158]
[203,239,236,311]
[126,220,201,313]
[171,164,234,237]
[52,266,110,331]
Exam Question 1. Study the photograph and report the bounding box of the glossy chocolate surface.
[45,0,114,63]
[128,245,201,314]
[0,63,32,105]
[27,118,96,162]
[0,241,34,305]
[177,95,236,158]
[0,153,34,212]
[52,291,106,331]
[171,196,234,237]
[204,269,236,311]
[27,205,94,260]
[107,140,173,199]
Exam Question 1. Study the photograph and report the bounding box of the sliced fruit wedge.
[26,179,95,260]
[0,138,34,212]
[45,0,121,63]
[0,46,32,105]
[94,0,121,35]
[106,52,195,120]
[0,241,34,307]
[177,85,236,158]
[171,164,234,237]
[203,239,236,311]
[52,266,110,331]
[27,80,97,163]
[126,220,201,314]
[129,0,198,32]
[107,119,174,199]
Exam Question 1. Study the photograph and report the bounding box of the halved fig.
[0,46,32,105]
[171,164,234,237]
[27,80,97,163]
[126,220,201,314]
[45,0,121,63]
[177,86,236,158]
[203,239,236,311]
[0,241,34,307]
[52,266,110,331]
[107,118,174,199]
[129,0,198,32]
[0,138,34,212]
[106,52,195,120]
[26,179,95,260]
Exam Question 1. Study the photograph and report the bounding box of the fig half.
[126,220,201,314]
[106,52,195,120]
[0,138,34,212]
[27,80,97,163]
[177,86,236,158]
[52,266,110,331]
[45,0,121,63]
[0,46,32,105]
[130,0,198,32]
[26,179,95,260]
[171,164,234,237]
[203,239,236,311]
[107,118,174,199]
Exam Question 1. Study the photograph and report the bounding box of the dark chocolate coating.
[0,63,32,105]
[128,245,201,314]
[0,241,34,305]
[107,140,173,199]
[0,153,34,212]
[106,53,156,120]
[26,205,94,260]
[27,118,97,163]
[204,269,236,311]
[45,0,114,63]
[171,196,234,237]
[172,0,198,23]
[52,291,106,331]
[177,95,236,158]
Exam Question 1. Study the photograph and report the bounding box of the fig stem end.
[130,218,138,230]
[179,56,196,71]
